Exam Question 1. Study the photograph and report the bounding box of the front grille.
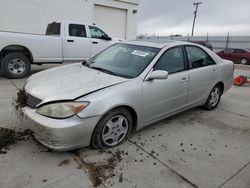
[26,93,42,108]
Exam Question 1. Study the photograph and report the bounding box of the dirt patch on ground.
[0,127,32,154]
[15,89,27,110]
[74,149,124,187]
[58,159,71,166]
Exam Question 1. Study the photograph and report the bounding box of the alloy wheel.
[209,87,220,107]
[102,115,129,146]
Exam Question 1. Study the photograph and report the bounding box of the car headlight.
[36,102,89,119]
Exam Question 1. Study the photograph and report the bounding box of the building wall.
[0,0,138,40]
[93,0,138,40]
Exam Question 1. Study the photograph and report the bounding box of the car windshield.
[86,43,161,78]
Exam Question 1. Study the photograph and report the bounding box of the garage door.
[94,5,127,39]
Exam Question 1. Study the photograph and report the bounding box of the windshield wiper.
[81,60,91,67]
[81,60,87,65]
[90,66,116,74]
[90,66,133,79]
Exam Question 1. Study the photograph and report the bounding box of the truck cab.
[46,22,120,61]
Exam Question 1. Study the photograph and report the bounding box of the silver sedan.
[20,41,234,151]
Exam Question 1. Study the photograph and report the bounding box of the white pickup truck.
[0,21,121,79]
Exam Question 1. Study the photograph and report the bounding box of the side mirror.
[146,70,168,81]
[102,34,112,40]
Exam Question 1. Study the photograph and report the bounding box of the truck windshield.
[86,44,160,78]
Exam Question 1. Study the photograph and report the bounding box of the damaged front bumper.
[19,106,101,151]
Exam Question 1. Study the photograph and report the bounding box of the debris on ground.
[58,159,71,166]
[0,127,32,154]
[15,89,27,110]
[73,149,124,187]
[119,173,123,183]
[40,148,52,153]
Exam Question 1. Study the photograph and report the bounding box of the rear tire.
[1,52,31,79]
[240,58,248,65]
[203,85,222,110]
[91,107,133,149]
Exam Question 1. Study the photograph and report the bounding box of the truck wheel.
[1,52,31,79]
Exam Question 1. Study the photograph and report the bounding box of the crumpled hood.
[25,63,127,104]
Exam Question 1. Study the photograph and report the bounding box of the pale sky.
[137,0,250,36]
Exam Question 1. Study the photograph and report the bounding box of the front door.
[89,26,113,56]
[64,24,91,61]
[142,47,189,124]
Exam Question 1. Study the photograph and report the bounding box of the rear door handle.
[67,40,74,42]
[92,41,98,44]
[180,77,188,83]
[212,69,218,74]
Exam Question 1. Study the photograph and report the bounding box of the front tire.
[91,107,133,149]
[203,85,222,110]
[1,52,31,79]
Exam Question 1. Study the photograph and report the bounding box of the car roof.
[224,48,245,50]
[53,21,97,27]
[122,40,195,49]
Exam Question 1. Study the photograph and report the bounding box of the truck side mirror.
[102,34,112,40]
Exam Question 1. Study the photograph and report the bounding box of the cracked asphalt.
[0,64,250,188]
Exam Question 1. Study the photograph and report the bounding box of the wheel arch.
[100,105,138,132]
[216,81,224,94]
[0,44,34,63]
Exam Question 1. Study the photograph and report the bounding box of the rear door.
[233,49,245,62]
[142,46,189,124]
[232,49,242,62]
[185,45,218,106]
[64,24,91,61]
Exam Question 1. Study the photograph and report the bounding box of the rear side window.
[154,47,185,74]
[186,46,215,69]
[69,24,86,38]
[46,22,61,35]
[234,49,245,53]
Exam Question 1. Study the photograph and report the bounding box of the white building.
[0,0,139,40]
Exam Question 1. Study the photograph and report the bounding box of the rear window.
[234,49,245,53]
[46,22,61,35]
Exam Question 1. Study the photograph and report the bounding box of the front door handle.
[180,77,188,83]
[67,40,74,42]
[92,41,98,44]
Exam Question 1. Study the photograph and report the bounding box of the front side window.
[154,47,185,74]
[89,26,106,39]
[86,44,160,78]
[69,24,86,37]
[186,46,215,69]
